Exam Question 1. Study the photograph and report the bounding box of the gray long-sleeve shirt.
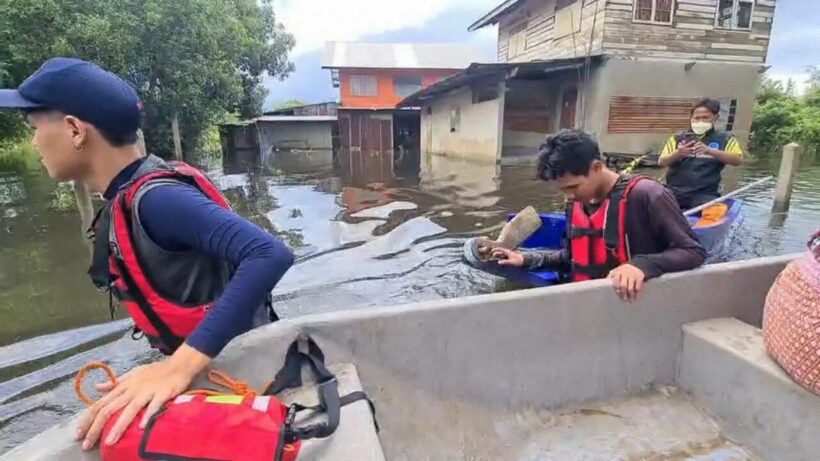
[522,177,706,280]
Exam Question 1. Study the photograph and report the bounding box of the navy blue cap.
[0,57,142,138]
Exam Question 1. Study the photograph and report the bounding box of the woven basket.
[763,249,820,395]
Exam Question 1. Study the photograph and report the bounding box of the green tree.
[0,0,294,159]
[274,99,308,110]
[752,68,820,152]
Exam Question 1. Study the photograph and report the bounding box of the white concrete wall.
[585,57,760,154]
[421,86,502,162]
[257,121,334,150]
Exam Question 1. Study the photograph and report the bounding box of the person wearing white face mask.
[658,98,744,209]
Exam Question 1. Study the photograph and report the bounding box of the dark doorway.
[393,110,421,176]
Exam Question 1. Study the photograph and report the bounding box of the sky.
[264,0,818,108]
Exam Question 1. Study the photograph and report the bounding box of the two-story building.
[399,0,777,164]
[322,41,484,177]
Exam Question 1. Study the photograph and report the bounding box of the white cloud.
[767,72,811,96]
[275,0,500,57]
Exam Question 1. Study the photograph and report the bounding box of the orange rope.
[75,361,119,406]
[75,362,260,406]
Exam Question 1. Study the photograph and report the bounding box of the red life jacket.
[89,155,235,353]
[569,176,648,282]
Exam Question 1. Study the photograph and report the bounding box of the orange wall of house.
[339,68,458,109]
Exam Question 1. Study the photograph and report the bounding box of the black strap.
[264,336,376,443]
[572,262,612,279]
[570,227,604,238]
[88,203,113,290]
[604,183,625,251]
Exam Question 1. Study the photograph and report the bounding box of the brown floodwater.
[0,147,817,453]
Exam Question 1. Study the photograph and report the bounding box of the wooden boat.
[467,198,743,288]
[3,254,816,460]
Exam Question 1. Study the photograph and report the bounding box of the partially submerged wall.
[421,86,502,162]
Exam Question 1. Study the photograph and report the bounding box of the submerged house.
[400,0,778,163]
[322,41,485,175]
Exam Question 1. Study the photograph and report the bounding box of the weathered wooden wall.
[497,0,607,62]
[602,0,775,63]
[495,0,776,64]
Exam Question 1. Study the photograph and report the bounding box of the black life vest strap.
[88,203,113,290]
[604,181,626,251]
[572,262,612,279]
[264,336,376,443]
[569,227,604,238]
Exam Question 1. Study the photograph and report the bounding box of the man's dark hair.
[25,108,139,147]
[691,98,721,116]
[536,129,601,181]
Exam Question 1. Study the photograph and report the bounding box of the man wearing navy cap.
[1,58,294,449]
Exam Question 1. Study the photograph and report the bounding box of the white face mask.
[691,121,713,135]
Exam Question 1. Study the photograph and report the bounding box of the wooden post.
[171,112,182,160]
[136,129,147,156]
[772,143,801,212]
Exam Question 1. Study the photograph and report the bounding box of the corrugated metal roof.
[468,0,524,31]
[398,56,603,107]
[255,115,338,123]
[322,42,486,70]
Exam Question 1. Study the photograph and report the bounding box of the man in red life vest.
[1,58,294,451]
[488,130,706,301]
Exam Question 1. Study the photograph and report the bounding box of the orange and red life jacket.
[89,155,236,353]
[569,176,648,282]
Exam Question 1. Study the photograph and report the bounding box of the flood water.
[0,148,817,453]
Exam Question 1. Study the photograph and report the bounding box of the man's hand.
[608,264,646,302]
[675,141,695,158]
[490,248,525,267]
[692,142,712,157]
[76,344,210,450]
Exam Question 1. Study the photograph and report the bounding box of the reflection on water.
[0,148,818,453]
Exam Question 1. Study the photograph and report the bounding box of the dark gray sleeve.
[522,248,571,271]
[629,186,707,279]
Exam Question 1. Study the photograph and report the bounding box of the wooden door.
[560,86,578,129]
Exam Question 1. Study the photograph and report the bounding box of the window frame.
[449,107,461,133]
[393,75,423,98]
[632,0,676,26]
[349,74,378,97]
[714,0,755,30]
[506,21,528,60]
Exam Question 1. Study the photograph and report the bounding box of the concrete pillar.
[772,143,801,212]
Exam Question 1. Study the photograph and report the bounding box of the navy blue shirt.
[104,158,294,357]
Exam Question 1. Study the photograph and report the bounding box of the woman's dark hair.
[691,98,721,116]
[536,129,601,181]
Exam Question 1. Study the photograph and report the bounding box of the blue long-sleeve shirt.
[104,158,294,357]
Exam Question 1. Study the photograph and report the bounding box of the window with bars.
[350,75,378,97]
[716,0,754,29]
[633,0,674,24]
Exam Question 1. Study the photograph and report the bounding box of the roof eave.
[468,0,523,32]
